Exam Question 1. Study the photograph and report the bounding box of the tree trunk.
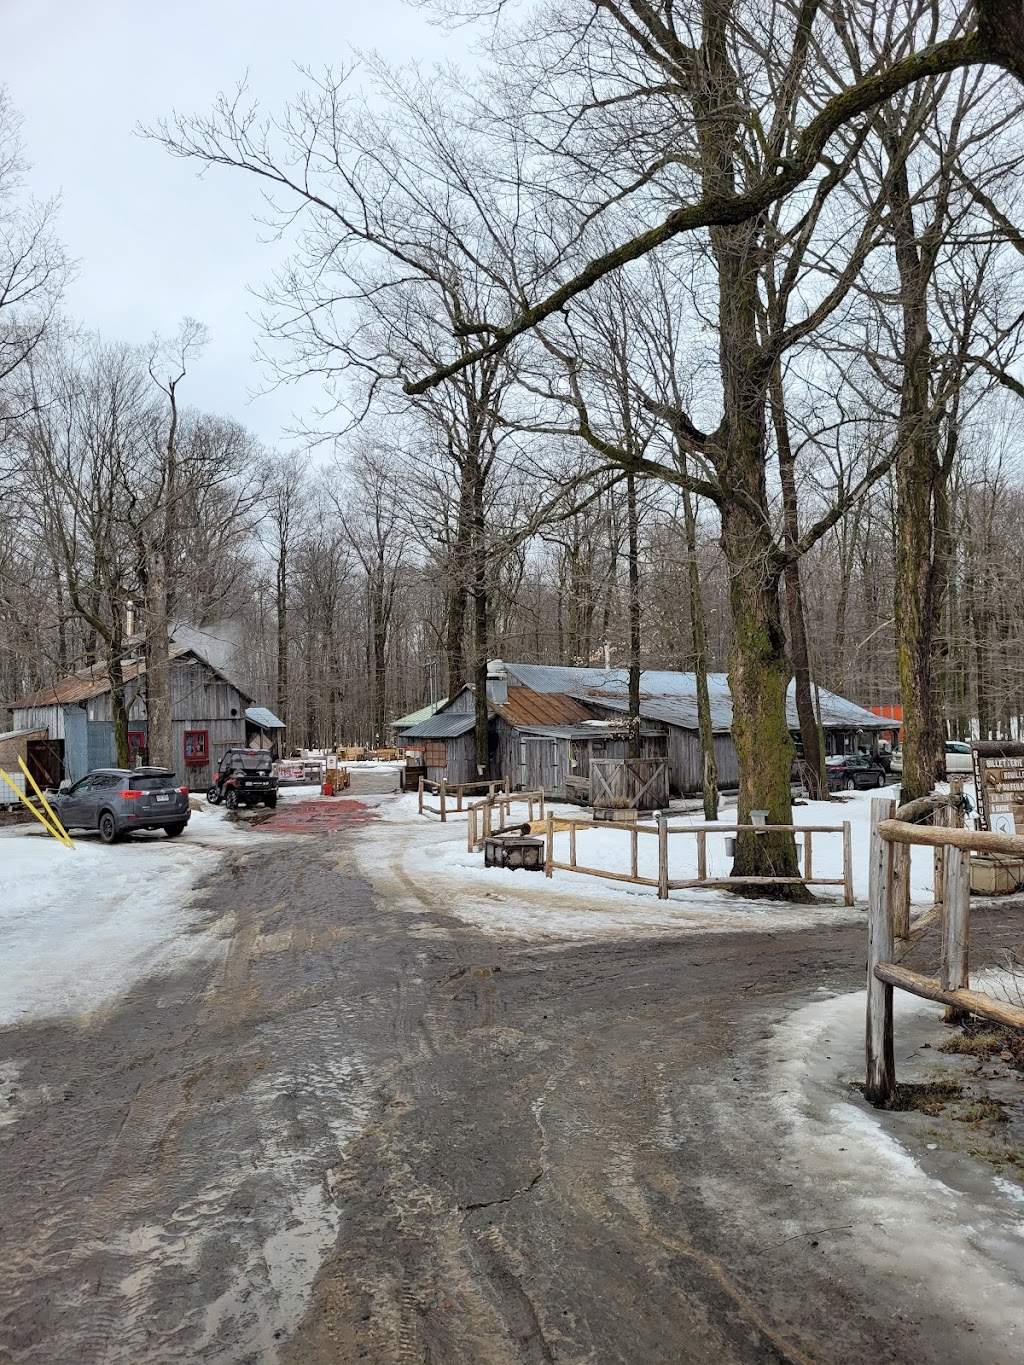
[470,453,490,778]
[144,546,172,768]
[682,485,719,819]
[108,631,131,770]
[626,470,642,759]
[770,367,825,799]
[276,539,289,720]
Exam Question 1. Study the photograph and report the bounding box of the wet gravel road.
[2,828,1022,1365]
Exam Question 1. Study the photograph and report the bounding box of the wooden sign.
[972,741,1024,834]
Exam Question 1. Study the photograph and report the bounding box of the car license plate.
[156,794,170,803]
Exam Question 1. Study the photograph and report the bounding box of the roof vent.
[487,658,507,679]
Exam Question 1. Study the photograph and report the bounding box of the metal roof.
[504,663,888,732]
[245,706,286,730]
[391,698,450,729]
[7,645,254,711]
[489,687,593,728]
[401,711,477,739]
[0,727,48,743]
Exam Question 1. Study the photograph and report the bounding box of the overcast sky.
[1,0,466,447]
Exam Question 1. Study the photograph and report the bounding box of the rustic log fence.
[467,789,547,851]
[865,785,1024,1106]
[540,813,853,902]
[417,775,510,822]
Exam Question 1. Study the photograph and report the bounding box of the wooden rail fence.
[866,788,1024,1106]
[417,775,510,822]
[467,789,547,851]
[540,814,853,903]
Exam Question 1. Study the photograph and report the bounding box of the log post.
[545,811,554,878]
[941,842,970,1024]
[842,821,853,906]
[569,821,576,869]
[440,780,447,823]
[539,787,545,818]
[630,826,638,880]
[866,797,896,1106]
[933,803,949,906]
[696,829,707,882]
[658,813,668,899]
[892,842,911,939]
[804,830,813,884]
[484,799,492,840]
[418,776,424,816]
[457,787,463,813]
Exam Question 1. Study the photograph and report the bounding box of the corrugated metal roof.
[402,711,477,739]
[245,706,286,729]
[7,645,253,712]
[391,698,450,729]
[515,722,630,740]
[0,727,47,743]
[489,687,593,728]
[505,663,889,732]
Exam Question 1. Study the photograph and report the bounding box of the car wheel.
[224,789,238,810]
[843,776,855,791]
[206,786,221,805]
[99,811,121,845]
[164,822,187,838]
[876,774,885,787]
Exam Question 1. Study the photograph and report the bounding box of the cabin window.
[183,729,209,766]
[128,730,146,760]
[424,740,447,770]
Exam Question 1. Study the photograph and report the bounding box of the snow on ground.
[752,986,1024,1348]
[0,821,231,1028]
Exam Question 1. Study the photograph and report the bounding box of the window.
[183,730,209,766]
[70,775,94,794]
[93,774,122,790]
[424,741,447,771]
[128,730,146,759]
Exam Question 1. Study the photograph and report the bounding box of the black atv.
[207,748,279,810]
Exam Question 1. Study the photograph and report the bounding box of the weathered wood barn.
[402,660,889,798]
[3,644,285,791]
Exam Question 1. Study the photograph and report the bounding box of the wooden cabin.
[4,644,285,791]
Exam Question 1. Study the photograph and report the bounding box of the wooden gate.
[590,758,669,810]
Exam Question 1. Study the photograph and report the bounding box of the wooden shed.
[4,644,271,791]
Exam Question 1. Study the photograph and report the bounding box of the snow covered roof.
[402,711,476,739]
[7,646,255,712]
[503,663,888,733]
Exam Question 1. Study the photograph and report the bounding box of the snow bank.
[0,831,225,1027]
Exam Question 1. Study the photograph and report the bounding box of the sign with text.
[972,741,1024,833]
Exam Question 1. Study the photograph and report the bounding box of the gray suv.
[52,767,191,844]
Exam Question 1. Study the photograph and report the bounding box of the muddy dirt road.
[2,824,1022,1364]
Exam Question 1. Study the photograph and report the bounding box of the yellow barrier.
[0,765,74,848]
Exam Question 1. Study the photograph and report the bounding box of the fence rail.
[865,786,1024,1106]
[467,789,547,851]
[417,775,510,822]
[541,815,853,903]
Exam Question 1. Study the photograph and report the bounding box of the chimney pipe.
[126,600,135,638]
[603,640,611,669]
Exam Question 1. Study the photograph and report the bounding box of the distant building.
[401,660,890,796]
[3,643,285,791]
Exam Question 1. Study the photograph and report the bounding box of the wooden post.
[842,821,853,906]
[933,803,950,905]
[539,787,545,818]
[630,826,638,880]
[457,788,463,813]
[866,797,896,1106]
[418,775,424,816]
[658,813,669,899]
[527,795,534,825]
[892,843,911,939]
[440,780,447,822]
[803,830,813,883]
[941,843,970,1024]
[468,806,476,853]
[696,829,707,882]
[545,811,554,877]
[569,821,576,868]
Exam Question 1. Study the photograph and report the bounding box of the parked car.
[51,767,191,844]
[886,742,971,780]
[825,753,889,791]
[945,740,973,776]
[207,748,278,810]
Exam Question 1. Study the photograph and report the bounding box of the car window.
[92,774,122,790]
[70,776,94,794]
[947,742,971,754]
[130,774,177,791]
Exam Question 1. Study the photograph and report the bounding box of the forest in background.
[5,2,1024,887]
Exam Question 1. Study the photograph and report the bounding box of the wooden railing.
[541,814,853,903]
[417,775,511,821]
[865,789,1024,1106]
[467,789,546,851]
